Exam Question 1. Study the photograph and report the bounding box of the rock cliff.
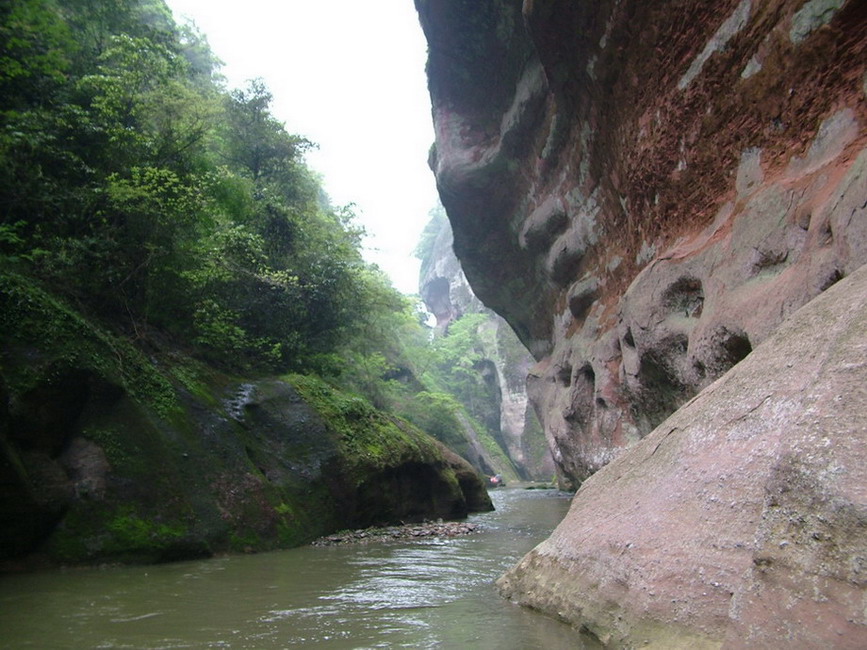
[418,207,554,480]
[417,0,866,644]
[416,0,866,486]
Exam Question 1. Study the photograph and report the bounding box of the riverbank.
[311,520,480,546]
[0,488,583,648]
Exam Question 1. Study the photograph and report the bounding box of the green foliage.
[0,0,394,375]
[0,221,27,256]
[0,0,527,493]
[222,78,314,188]
[0,0,74,107]
[399,391,468,453]
[0,269,178,416]
[426,313,496,418]
[329,269,424,406]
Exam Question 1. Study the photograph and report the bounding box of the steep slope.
[0,271,491,567]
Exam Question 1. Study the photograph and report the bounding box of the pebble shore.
[311,521,480,546]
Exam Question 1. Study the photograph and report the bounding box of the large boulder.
[416,0,867,487]
[497,259,867,647]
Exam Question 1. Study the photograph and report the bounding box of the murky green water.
[0,489,590,649]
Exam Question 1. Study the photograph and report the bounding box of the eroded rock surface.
[416,0,867,487]
[417,0,866,643]
[497,262,867,648]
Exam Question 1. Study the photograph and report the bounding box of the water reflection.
[0,489,591,649]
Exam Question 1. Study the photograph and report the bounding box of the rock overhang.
[418,0,867,485]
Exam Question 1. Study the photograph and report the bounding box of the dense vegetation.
[0,0,524,484]
[0,0,407,375]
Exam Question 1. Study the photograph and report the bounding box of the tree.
[222,79,314,191]
[0,0,419,380]
[0,0,74,109]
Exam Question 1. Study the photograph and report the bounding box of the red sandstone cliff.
[417,0,866,645]
[417,0,866,485]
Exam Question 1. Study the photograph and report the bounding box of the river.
[0,488,594,649]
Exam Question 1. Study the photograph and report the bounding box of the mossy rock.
[0,271,491,567]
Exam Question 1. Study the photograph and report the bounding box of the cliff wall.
[416,0,866,487]
[417,0,866,644]
[419,208,554,480]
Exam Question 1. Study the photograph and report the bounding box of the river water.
[0,488,592,649]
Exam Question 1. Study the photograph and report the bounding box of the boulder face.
[416,0,867,487]
[497,263,867,648]
[419,208,555,480]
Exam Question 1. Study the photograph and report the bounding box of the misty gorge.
[1,0,865,647]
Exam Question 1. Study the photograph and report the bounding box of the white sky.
[165,0,439,294]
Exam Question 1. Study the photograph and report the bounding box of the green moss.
[168,360,221,406]
[229,531,262,553]
[0,269,178,416]
[273,483,341,547]
[277,518,305,547]
[46,503,192,563]
[46,511,91,563]
[103,509,186,556]
[286,374,441,479]
[81,427,128,466]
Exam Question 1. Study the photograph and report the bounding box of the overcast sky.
[165,0,439,294]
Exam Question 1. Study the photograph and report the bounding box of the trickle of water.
[223,383,256,421]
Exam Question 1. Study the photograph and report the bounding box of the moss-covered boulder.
[0,270,491,568]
